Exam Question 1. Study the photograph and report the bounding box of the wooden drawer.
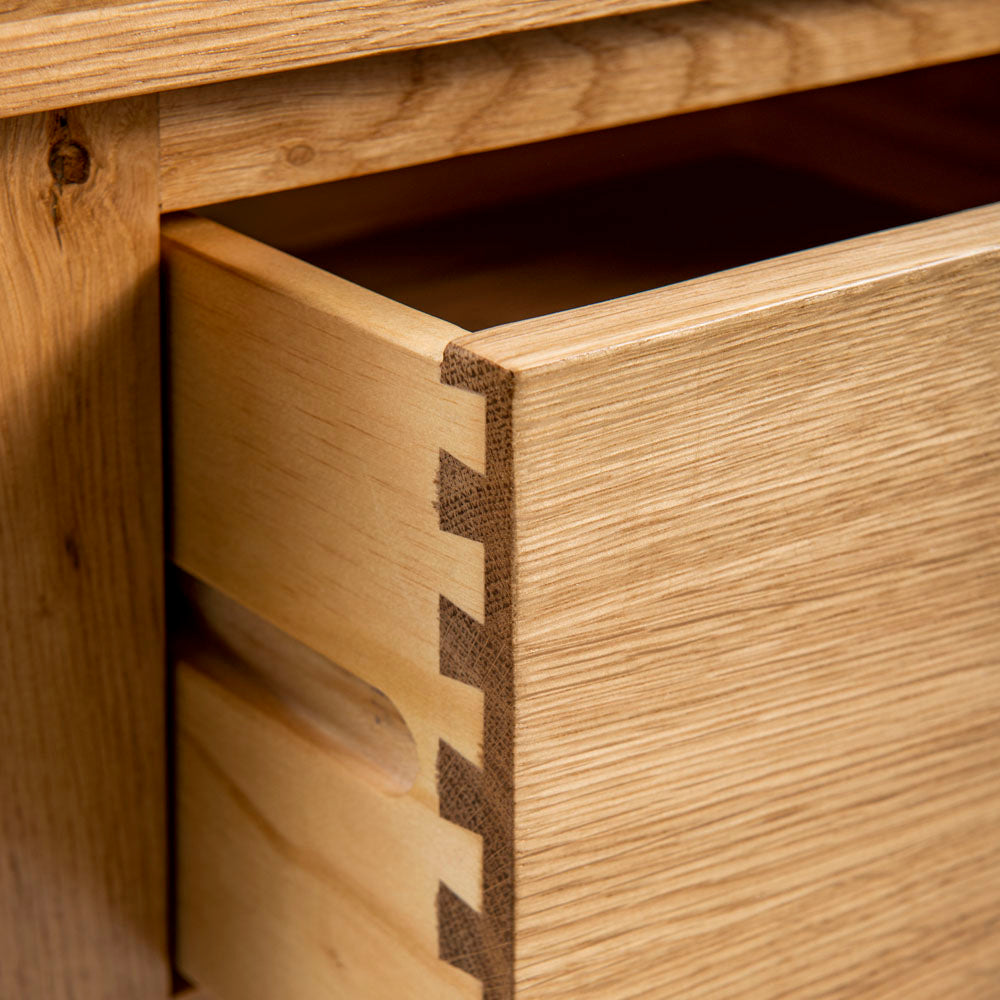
[163,61,1000,1000]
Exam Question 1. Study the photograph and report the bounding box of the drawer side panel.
[163,214,492,1000]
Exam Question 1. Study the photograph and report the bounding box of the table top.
[0,0,692,118]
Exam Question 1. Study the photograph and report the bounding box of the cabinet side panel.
[508,254,1000,997]
[0,99,166,998]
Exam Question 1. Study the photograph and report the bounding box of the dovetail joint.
[436,345,515,1000]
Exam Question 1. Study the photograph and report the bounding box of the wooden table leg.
[0,97,167,998]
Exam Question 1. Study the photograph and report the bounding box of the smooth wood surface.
[0,0,692,120]
[160,0,1000,211]
[457,205,1000,997]
[0,99,166,998]
[163,214,487,1000]
[175,573,419,795]
[468,205,1000,369]
[176,649,476,1000]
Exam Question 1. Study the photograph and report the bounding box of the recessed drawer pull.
[175,572,419,795]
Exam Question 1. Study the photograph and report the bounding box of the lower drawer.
[164,59,1000,1000]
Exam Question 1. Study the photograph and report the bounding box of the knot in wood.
[49,140,91,185]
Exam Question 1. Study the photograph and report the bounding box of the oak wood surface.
[0,0,693,120]
[466,205,1000,369]
[160,0,1000,211]
[163,214,488,1000]
[175,573,419,795]
[0,99,166,998]
[165,201,1000,996]
[457,205,1000,996]
[176,651,478,1000]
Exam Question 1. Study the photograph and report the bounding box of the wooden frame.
[159,0,1000,210]
[0,0,693,117]
[0,98,167,999]
[2,3,999,997]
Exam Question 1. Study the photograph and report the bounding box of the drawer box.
[164,66,1000,1000]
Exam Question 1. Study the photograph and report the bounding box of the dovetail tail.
[436,344,515,1000]
[437,740,484,832]
[439,595,488,689]
[438,450,488,541]
[437,884,488,980]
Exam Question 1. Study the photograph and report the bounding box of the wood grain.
[175,572,419,795]
[163,214,489,1000]
[457,204,1000,997]
[176,650,479,1000]
[159,0,1000,210]
[0,99,166,998]
[468,205,1000,369]
[0,0,692,120]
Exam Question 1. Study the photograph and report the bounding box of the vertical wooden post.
[0,98,166,997]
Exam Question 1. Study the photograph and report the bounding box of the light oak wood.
[0,99,166,998]
[159,0,1000,211]
[0,0,693,120]
[176,572,418,794]
[163,214,491,999]
[175,631,478,1000]
[163,74,1000,994]
[455,204,1000,997]
[464,206,1000,368]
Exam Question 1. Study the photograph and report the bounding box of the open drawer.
[164,58,1000,1000]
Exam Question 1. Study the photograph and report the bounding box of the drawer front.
[466,204,1000,999]
[164,197,1000,999]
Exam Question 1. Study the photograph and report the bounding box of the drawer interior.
[199,56,1000,332]
[200,55,1000,332]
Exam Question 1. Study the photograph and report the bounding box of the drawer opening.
[199,54,1000,332]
